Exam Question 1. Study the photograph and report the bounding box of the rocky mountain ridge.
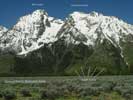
[0,9,133,76]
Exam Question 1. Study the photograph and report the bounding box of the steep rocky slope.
[0,10,133,76]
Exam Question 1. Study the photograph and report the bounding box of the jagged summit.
[13,9,48,35]
[58,10,133,47]
[0,9,64,55]
[70,11,102,19]
[0,9,133,55]
[32,9,48,15]
[0,26,8,36]
[89,11,102,16]
[0,9,133,75]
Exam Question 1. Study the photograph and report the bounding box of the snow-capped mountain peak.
[13,9,48,37]
[0,10,64,55]
[57,11,133,47]
[0,10,133,55]
[0,26,8,37]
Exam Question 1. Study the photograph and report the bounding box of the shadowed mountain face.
[0,10,133,76]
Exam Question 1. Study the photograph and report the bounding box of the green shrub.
[20,89,32,97]
[3,90,16,100]
[41,89,61,100]
[82,96,92,100]
[101,82,115,92]
[0,91,3,98]
[28,97,41,100]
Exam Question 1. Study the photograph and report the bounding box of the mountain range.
[0,9,133,76]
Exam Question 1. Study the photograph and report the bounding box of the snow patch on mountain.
[0,10,64,55]
[57,11,133,49]
[0,26,8,37]
[0,9,133,56]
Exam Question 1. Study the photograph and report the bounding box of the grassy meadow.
[0,76,132,100]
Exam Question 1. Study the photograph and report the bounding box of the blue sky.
[0,0,133,28]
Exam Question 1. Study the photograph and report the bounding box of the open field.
[0,76,132,100]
